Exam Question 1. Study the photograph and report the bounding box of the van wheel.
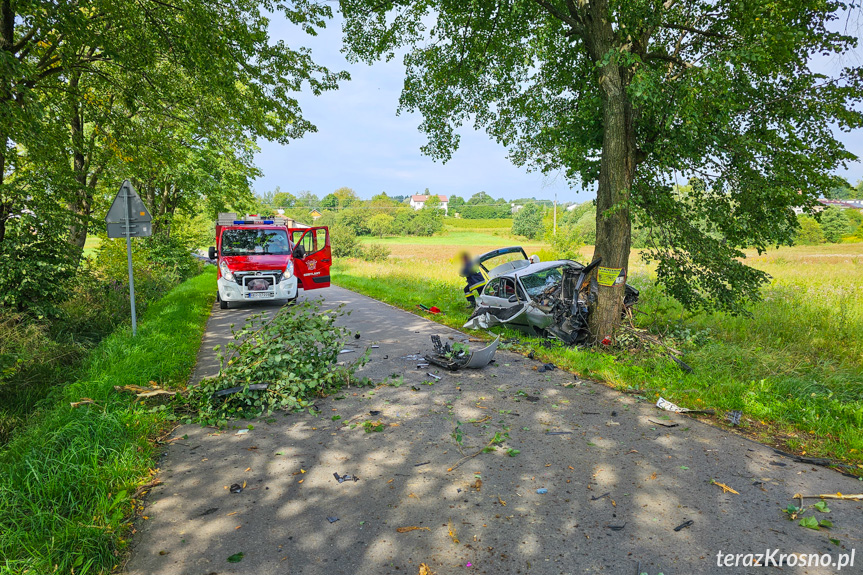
[217,293,228,309]
[287,296,298,305]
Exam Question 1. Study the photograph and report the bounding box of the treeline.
[0,4,341,439]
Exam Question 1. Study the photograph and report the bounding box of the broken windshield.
[221,229,291,256]
[520,265,566,298]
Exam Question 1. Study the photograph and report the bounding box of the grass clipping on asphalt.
[187,301,369,425]
[0,269,215,575]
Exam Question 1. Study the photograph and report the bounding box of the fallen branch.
[792,493,863,501]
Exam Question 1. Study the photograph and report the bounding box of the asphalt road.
[126,285,863,575]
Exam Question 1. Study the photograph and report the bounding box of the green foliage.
[188,302,366,424]
[795,215,825,245]
[820,207,852,243]
[0,270,214,575]
[329,222,359,258]
[368,213,395,237]
[357,243,391,262]
[512,203,544,239]
[0,210,77,315]
[412,206,445,236]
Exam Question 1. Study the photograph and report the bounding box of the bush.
[358,243,391,262]
[329,222,359,258]
[512,203,544,239]
[795,215,825,245]
[411,207,444,236]
[0,212,77,315]
[820,207,852,243]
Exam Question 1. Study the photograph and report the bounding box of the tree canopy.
[342,0,863,336]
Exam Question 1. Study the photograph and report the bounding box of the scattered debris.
[673,520,694,532]
[769,461,787,467]
[426,334,500,370]
[792,493,863,501]
[326,516,340,523]
[114,384,178,398]
[419,563,435,575]
[426,372,442,381]
[333,472,360,483]
[339,349,355,354]
[656,397,715,415]
[537,363,556,373]
[229,483,244,494]
[369,410,382,416]
[710,479,739,495]
[648,419,679,428]
[199,507,219,517]
[235,429,249,436]
[414,461,431,467]
[227,552,244,563]
[605,420,620,427]
[448,521,459,544]
[581,411,600,415]
[536,488,548,494]
[371,345,380,349]
[725,410,743,426]
[590,492,611,501]
[545,431,573,435]
[772,448,860,474]
[70,398,98,408]
[606,523,626,531]
[396,526,430,533]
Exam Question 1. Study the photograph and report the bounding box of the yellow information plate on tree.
[597,267,625,287]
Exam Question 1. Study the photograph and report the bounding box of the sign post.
[105,180,152,335]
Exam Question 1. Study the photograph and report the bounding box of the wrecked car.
[463,247,639,345]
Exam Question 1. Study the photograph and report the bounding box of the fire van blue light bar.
[232,220,275,225]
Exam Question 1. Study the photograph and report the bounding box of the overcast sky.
[252,11,863,202]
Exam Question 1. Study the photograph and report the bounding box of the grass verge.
[0,267,216,575]
[333,256,863,474]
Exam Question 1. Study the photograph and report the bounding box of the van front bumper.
[218,275,298,302]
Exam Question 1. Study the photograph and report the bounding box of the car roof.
[491,259,584,279]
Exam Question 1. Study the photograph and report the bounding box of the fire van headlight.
[219,261,235,282]
[284,259,294,278]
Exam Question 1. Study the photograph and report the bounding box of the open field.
[335,228,863,471]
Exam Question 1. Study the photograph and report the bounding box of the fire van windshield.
[221,229,292,256]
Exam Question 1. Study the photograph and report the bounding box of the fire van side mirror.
[208,246,216,260]
[508,295,518,303]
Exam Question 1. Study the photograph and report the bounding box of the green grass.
[444,217,512,229]
[0,268,216,575]
[332,240,863,471]
[82,236,102,257]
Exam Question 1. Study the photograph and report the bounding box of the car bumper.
[218,276,297,302]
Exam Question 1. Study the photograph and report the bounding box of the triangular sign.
[105,180,152,224]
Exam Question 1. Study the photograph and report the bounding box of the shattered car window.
[520,266,566,298]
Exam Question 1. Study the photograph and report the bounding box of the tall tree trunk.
[67,71,90,257]
[582,0,635,342]
[0,0,14,243]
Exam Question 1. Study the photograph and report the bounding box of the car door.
[289,227,331,289]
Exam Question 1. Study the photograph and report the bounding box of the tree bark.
[0,0,14,243]
[581,0,635,342]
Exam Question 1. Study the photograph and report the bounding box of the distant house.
[819,199,862,210]
[309,209,323,220]
[410,194,449,214]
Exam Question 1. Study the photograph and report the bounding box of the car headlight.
[284,259,294,278]
[219,261,235,282]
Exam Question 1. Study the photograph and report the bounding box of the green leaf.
[799,516,819,530]
[227,552,244,563]
[813,501,831,513]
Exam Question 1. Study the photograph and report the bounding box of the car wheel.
[219,295,228,310]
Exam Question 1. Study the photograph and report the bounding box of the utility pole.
[553,192,557,235]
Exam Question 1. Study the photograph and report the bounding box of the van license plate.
[247,292,274,299]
